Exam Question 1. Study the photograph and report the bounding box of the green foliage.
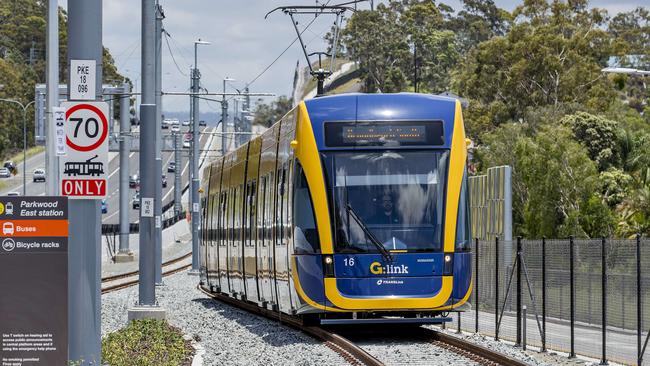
[101,319,193,366]
[341,0,460,93]
[560,112,620,170]
[252,96,293,128]
[452,0,620,132]
[0,0,125,159]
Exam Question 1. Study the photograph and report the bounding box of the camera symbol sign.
[59,101,109,199]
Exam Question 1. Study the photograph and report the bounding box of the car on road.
[162,174,167,188]
[6,191,19,196]
[199,120,207,127]
[0,168,10,178]
[33,168,46,182]
[101,199,107,214]
[182,120,190,126]
[129,174,139,188]
[167,161,176,173]
[132,192,140,209]
[3,161,16,175]
[171,124,180,133]
[183,141,191,149]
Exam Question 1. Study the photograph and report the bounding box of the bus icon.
[3,222,14,235]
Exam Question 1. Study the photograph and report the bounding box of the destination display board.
[325,120,445,147]
[0,196,68,366]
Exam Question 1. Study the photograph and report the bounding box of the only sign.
[59,101,109,199]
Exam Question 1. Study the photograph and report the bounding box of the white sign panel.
[59,102,109,199]
[141,198,154,217]
[54,107,66,156]
[69,60,96,100]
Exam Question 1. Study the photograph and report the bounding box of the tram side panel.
[222,154,235,295]
[258,125,280,308]
[244,138,262,304]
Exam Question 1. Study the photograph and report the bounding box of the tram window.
[293,163,320,254]
[456,168,471,251]
[219,193,227,246]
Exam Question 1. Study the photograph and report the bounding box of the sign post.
[59,102,108,198]
[0,196,69,366]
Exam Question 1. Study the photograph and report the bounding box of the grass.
[2,145,45,165]
[101,319,193,366]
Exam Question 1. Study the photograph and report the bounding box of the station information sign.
[59,101,109,199]
[0,196,68,366]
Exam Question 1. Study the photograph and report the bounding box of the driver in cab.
[372,194,400,225]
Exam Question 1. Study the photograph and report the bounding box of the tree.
[452,0,621,132]
[448,0,511,53]
[560,112,620,171]
[252,96,293,128]
[340,0,459,93]
[608,7,650,68]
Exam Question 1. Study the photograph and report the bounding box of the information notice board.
[0,197,68,366]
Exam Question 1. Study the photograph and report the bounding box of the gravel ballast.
[102,271,346,366]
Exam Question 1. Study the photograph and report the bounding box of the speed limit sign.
[59,101,109,199]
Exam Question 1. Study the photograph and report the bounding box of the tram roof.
[303,93,459,150]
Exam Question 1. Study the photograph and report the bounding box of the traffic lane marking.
[0,219,68,237]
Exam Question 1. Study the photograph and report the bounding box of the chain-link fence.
[452,236,650,366]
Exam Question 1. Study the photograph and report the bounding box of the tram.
[63,155,104,176]
[200,93,472,324]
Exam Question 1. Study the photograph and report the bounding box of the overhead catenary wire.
[163,31,188,77]
[242,0,335,91]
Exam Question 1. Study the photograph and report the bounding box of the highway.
[0,126,215,225]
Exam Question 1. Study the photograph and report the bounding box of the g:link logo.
[369,261,409,275]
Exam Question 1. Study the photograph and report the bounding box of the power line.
[242,0,335,90]
[164,31,188,77]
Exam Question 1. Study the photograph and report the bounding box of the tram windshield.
[323,150,448,253]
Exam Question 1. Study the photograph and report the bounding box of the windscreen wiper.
[346,203,393,262]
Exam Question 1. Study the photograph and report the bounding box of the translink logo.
[369,261,409,275]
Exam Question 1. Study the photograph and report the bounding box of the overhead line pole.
[66,0,102,363]
[154,1,165,285]
[46,0,59,195]
[129,0,165,320]
[191,39,210,274]
[116,82,133,262]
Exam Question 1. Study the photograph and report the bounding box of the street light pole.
[0,98,35,195]
[221,77,235,155]
[191,39,210,274]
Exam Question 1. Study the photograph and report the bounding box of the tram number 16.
[344,258,355,267]
[71,117,99,138]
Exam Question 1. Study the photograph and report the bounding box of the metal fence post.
[637,234,642,366]
[522,305,527,351]
[600,238,608,365]
[542,236,547,352]
[457,312,462,334]
[475,238,479,333]
[516,236,522,347]
[495,236,500,341]
[569,236,576,358]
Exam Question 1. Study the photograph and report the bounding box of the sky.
[58,0,649,113]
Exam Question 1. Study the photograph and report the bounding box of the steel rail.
[101,252,192,294]
[197,286,383,366]
[422,328,529,366]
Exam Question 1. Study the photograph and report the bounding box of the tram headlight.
[323,255,335,277]
[443,253,454,275]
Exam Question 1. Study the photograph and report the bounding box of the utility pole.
[116,82,133,262]
[129,0,166,320]
[191,39,210,273]
[154,1,165,285]
[67,0,102,363]
[220,77,234,155]
[46,0,58,195]
[173,130,181,215]
[188,66,194,220]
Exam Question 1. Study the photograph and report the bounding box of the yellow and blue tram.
[200,93,472,324]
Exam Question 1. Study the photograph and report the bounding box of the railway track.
[197,286,383,366]
[101,252,192,294]
[198,286,529,366]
